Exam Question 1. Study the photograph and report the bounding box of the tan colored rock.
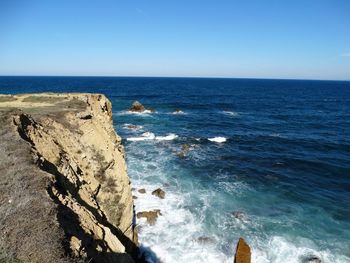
[0,93,137,263]
[137,210,162,225]
[234,238,251,263]
[152,188,166,199]
[128,101,146,112]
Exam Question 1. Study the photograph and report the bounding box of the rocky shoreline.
[0,94,252,263]
[0,93,138,263]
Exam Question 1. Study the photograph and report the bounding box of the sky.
[0,0,349,80]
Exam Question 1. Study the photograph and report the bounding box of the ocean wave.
[127,132,178,142]
[208,137,227,143]
[252,236,350,263]
[222,110,239,117]
[155,133,178,141]
[127,132,155,141]
[171,110,186,115]
[115,110,155,116]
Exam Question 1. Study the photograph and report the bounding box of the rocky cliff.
[0,93,138,263]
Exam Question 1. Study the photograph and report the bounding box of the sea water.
[0,77,349,263]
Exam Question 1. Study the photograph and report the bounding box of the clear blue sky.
[0,0,349,80]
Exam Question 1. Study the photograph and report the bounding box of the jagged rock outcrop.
[151,188,165,199]
[234,238,251,263]
[0,93,138,263]
[128,101,154,113]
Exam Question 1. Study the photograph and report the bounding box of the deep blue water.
[0,77,349,262]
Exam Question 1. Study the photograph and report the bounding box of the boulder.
[178,144,190,158]
[303,255,321,263]
[234,238,251,263]
[128,101,146,112]
[152,188,166,199]
[138,188,146,194]
[137,210,162,225]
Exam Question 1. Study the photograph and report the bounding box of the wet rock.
[128,101,154,113]
[234,238,251,263]
[128,101,146,112]
[173,108,184,114]
[302,255,322,263]
[138,188,146,194]
[125,124,139,129]
[232,211,245,220]
[196,236,215,244]
[178,144,190,158]
[132,196,138,200]
[137,210,162,225]
[152,188,165,199]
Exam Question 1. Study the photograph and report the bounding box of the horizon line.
[0,75,349,82]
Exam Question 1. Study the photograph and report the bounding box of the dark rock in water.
[234,238,251,263]
[302,255,322,263]
[128,101,146,112]
[232,211,245,220]
[125,124,139,129]
[152,188,166,199]
[173,108,184,114]
[178,144,190,158]
[196,236,215,244]
[137,210,162,225]
[132,196,138,200]
[138,188,146,194]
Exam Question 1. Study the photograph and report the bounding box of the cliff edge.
[0,93,137,263]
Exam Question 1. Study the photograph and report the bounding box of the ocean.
[0,76,349,263]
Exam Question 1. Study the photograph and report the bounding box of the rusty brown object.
[234,238,251,263]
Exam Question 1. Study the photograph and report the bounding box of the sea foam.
[208,137,227,143]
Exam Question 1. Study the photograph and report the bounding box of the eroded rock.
[137,210,162,225]
[138,188,146,194]
[234,238,251,263]
[152,188,165,199]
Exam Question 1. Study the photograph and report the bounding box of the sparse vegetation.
[0,96,17,103]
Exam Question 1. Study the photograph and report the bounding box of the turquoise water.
[0,77,349,262]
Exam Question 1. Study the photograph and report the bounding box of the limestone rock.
[128,101,146,112]
[0,93,137,263]
[137,210,162,225]
[138,188,146,194]
[152,188,166,199]
[234,238,251,263]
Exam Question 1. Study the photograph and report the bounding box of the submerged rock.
[137,210,162,225]
[178,143,190,158]
[234,238,251,263]
[173,108,184,114]
[138,188,146,194]
[196,236,215,244]
[152,188,166,199]
[302,255,322,263]
[232,211,245,220]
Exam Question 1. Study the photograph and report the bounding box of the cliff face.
[0,93,137,263]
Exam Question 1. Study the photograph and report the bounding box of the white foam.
[222,110,239,116]
[208,137,227,143]
[251,236,350,263]
[122,123,143,130]
[172,110,185,115]
[115,110,155,116]
[127,132,155,141]
[155,133,178,141]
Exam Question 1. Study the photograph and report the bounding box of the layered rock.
[234,238,251,263]
[0,93,138,263]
